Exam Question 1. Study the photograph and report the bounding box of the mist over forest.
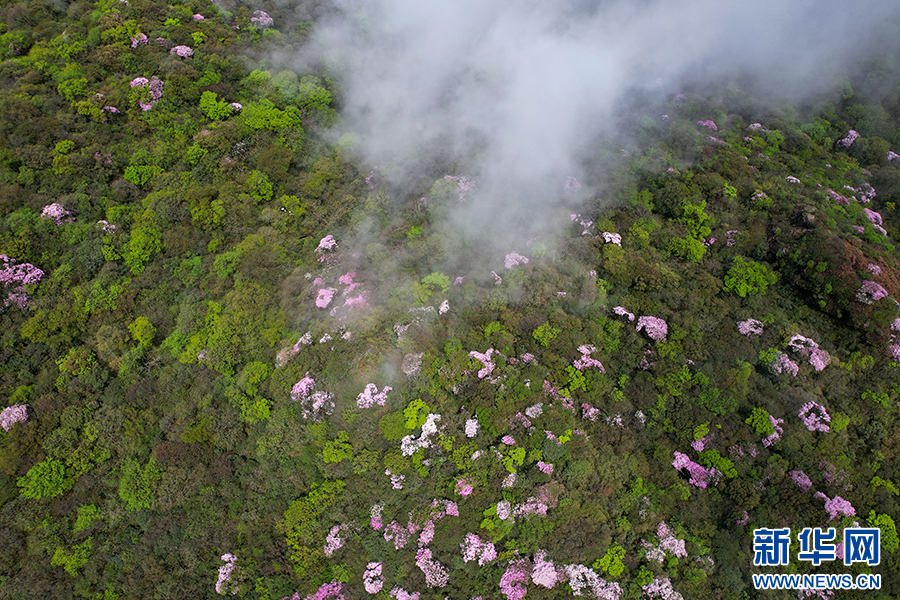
[1,0,900,598]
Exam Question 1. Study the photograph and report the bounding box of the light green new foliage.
[867,512,898,554]
[595,544,627,578]
[51,538,92,576]
[724,257,777,297]
[533,323,560,348]
[323,431,353,464]
[128,316,156,348]
[118,458,162,510]
[18,457,69,499]
[746,407,775,436]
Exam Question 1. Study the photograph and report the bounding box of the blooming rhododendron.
[770,352,799,376]
[251,10,274,28]
[613,306,635,321]
[537,461,554,475]
[505,252,529,269]
[460,533,497,565]
[131,76,164,111]
[856,280,888,305]
[1,255,44,309]
[636,316,667,341]
[823,495,855,519]
[216,553,240,595]
[737,319,764,338]
[456,479,474,496]
[697,120,717,131]
[789,470,813,492]
[40,203,72,225]
[602,232,622,246]
[131,33,148,47]
[837,130,859,148]
[323,524,349,557]
[316,288,336,308]
[531,551,558,588]
[170,45,193,57]
[363,563,384,594]
[500,559,531,600]
[565,564,622,599]
[402,353,424,377]
[357,383,392,408]
[574,345,604,371]
[0,404,27,431]
[389,587,420,600]
[643,577,684,600]
[415,548,449,588]
[798,402,830,432]
[464,417,479,438]
[501,435,515,445]
[672,452,718,488]
[786,176,801,184]
[443,175,476,201]
[469,349,496,378]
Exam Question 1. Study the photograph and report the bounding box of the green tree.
[51,538,92,576]
[595,544,626,578]
[128,316,156,348]
[247,170,273,203]
[746,408,774,436]
[199,91,233,120]
[124,209,162,274]
[866,512,898,554]
[17,457,69,499]
[724,257,777,297]
[323,431,354,464]
[533,323,560,348]
[118,458,162,510]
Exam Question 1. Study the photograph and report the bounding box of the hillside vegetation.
[0,1,899,599]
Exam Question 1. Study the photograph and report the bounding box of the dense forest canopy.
[0,0,899,599]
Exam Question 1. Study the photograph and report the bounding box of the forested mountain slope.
[0,1,899,599]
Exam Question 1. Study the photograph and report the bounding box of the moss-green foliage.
[17,458,69,499]
[533,323,560,348]
[403,398,431,429]
[128,317,155,348]
[199,91,232,120]
[746,408,775,436]
[594,543,627,578]
[51,538,92,576]
[867,512,898,554]
[724,257,777,297]
[323,431,353,464]
[117,458,162,510]
[241,99,302,130]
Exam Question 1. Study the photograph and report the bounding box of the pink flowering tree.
[363,562,384,594]
[40,203,72,225]
[737,319,764,338]
[357,384,392,408]
[531,551,558,588]
[251,10,274,29]
[505,252,529,269]
[1,255,44,309]
[170,45,193,57]
[499,559,531,600]
[613,306,635,322]
[574,345,604,371]
[798,402,830,432]
[460,533,497,566]
[636,316,667,341]
[856,280,888,305]
[216,553,243,595]
[823,495,855,520]
[697,120,717,131]
[469,349,496,378]
[1,404,28,431]
[837,130,859,148]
